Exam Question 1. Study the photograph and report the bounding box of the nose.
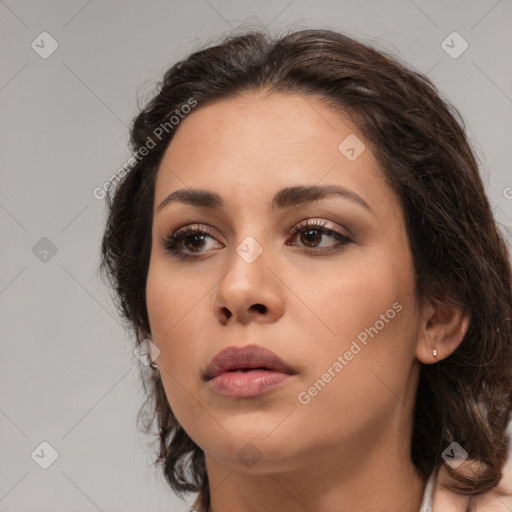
[212,245,285,326]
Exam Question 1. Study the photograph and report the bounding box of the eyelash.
[162,220,353,260]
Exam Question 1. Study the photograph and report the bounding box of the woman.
[100,29,512,511]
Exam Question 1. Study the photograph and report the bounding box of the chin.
[204,434,303,474]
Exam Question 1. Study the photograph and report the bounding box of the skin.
[145,91,470,512]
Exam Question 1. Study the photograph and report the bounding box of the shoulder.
[433,457,512,511]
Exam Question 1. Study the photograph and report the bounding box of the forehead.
[154,92,393,215]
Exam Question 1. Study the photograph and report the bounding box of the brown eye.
[183,233,208,252]
[288,220,353,253]
[300,228,323,247]
[163,225,222,259]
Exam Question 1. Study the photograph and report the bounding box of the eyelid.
[171,223,216,239]
[288,218,353,239]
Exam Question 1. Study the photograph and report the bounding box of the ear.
[415,297,470,364]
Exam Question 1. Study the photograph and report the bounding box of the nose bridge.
[221,233,268,300]
[212,231,284,324]
[224,209,270,279]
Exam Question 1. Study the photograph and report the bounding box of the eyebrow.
[156,184,375,215]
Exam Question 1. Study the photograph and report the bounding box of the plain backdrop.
[1,1,511,511]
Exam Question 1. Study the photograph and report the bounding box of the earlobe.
[416,302,470,364]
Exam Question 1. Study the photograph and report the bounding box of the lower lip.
[208,370,291,398]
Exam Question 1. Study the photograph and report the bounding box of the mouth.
[223,367,273,372]
[203,344,296,398]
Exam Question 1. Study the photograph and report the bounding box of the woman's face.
[146,91,425,473]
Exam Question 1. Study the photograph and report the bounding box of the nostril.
[250,303,267,314]
[222,307,232,319]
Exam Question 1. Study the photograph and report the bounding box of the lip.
[204,344,296,398]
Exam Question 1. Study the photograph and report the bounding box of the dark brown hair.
[100,28,512,508]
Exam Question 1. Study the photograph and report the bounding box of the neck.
[205,428,426,512]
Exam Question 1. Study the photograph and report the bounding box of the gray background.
[1,1,511,511]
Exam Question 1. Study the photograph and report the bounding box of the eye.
[287,219,352,253]
[162,224,222,259]
[162,219,352,260]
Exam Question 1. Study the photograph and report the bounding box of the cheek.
[295,247,419,408]
[300,245,415,348]
[146,261,211,429]
[146,252,211,332]
[145,258,205,372]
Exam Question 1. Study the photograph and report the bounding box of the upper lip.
[203,344,296,380]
